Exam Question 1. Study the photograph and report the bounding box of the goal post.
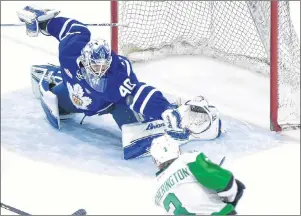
[111,1,300,132]
[110,0,118,53]
[270,1,281,132]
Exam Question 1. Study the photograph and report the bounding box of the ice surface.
[1,1,300,215]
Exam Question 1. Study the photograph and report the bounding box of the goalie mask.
[78,38,112,92]
[150,135,181,169]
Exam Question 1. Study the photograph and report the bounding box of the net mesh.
[118,1,300,128]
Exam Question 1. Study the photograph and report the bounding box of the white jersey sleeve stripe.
[69,23,88,30]
[130,84,149,110]
[140,89,158,114]
[59,18,73,40]
[124,59,131,76]
[60,23,88,40]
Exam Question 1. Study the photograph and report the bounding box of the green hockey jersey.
[154,151,235,215]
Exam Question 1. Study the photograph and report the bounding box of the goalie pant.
[154,151,244,215]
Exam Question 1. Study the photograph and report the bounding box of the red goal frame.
[270,1,281,132]
[111,0,118,54]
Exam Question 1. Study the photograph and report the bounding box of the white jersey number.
[163,193,195,215]
[119,78,136,97]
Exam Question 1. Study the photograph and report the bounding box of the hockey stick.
[219,156,226,166]
[1,23,128,27]
[1,203,30,215]
[1,203,87,215]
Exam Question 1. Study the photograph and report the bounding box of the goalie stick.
[1,23,128,27]
[1,203,87,215]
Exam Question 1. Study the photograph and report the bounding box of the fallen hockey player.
[150,134,245,215]
[18,6,223,159]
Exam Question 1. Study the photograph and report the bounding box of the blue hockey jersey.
[47,17,170,118]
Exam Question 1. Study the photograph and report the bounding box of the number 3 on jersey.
[119,78,136,97]
[163,193,195,215]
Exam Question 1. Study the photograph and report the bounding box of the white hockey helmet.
[150,134,181,169]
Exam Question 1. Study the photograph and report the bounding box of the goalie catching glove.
[17,5,60,37]
[162,95,222,141]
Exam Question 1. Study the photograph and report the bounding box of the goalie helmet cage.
[110,1,300,132]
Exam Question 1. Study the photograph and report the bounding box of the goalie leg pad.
[121,119,166,160]
[39,75,61,129]
[38,65,78,128]
[31,65,49,99]
[31,64,62,99]
[32,64,77,122]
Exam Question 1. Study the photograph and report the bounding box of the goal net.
[112,1,300,131]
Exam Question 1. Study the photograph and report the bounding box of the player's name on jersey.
[155,167,190,204]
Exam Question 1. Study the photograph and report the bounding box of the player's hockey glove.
[229,179,245,207]
[17,5,60,37]
[219,178,246,208]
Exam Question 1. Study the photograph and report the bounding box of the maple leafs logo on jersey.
[67,82,92,110]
